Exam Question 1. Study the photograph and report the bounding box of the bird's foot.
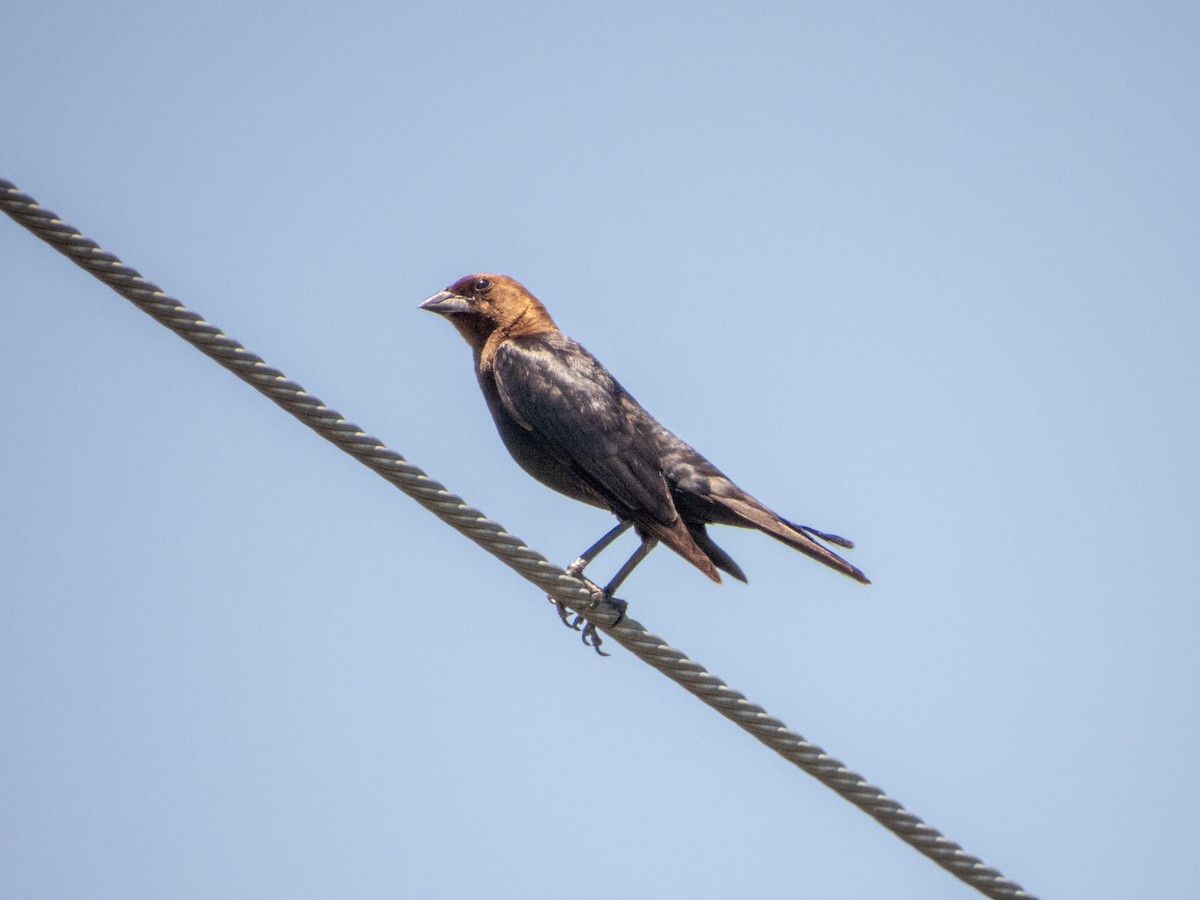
[578,594,627,657]
[593,594,628,623]
[546,584,627,657]
[550,596,583,631]
[579,620,609,656]
[547,570,603,631]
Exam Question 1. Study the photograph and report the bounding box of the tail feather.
[783,518,855,549]
[719,497,870,585]
[688,523,748,583]
[641,517,722,583]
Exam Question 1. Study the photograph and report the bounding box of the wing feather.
[491,335,677,527]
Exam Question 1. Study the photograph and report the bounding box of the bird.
[419,273,869,609]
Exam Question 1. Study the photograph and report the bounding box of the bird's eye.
[474,277,491,292]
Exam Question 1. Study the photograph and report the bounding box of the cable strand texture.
[2,178,1036,899]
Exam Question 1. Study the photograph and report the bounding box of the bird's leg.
[570,535,653,647]
[575,540,653,656]
[566,520,633,579]
[601,537,656,599]
[549,521,633,632]
[548,522,644,657]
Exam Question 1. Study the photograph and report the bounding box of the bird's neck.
[478,305,558,370]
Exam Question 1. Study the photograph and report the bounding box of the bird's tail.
[777,516,870,583]
[688,523,748,583]
[717,496,870,584]
[642,517,723,583]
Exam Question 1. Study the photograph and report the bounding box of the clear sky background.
[2,4,1197,899]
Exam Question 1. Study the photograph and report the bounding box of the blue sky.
[2,4,1198,898]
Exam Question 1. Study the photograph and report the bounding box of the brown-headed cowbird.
[420,274,869,600]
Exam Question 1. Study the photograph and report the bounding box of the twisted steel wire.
[1,178,1037,899]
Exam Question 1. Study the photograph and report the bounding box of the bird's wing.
[491,335,678,528]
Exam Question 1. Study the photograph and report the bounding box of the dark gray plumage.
[420,273,869,594]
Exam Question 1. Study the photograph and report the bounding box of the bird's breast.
[475,368,608,510]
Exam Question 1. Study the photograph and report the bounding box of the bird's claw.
[547,568,607,631]
[550,596,584,631]
[580,620,610,656]
[579,591,627,655]
[547,588,627,657]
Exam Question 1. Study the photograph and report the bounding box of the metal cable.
[1,178,1038,899]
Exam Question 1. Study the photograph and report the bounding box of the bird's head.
[420,274,557,351]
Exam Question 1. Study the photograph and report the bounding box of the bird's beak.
[419,290,471,316]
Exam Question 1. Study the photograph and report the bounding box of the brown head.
[420,274,558,359]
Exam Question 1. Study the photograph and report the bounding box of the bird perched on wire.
[420,274,868,634]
